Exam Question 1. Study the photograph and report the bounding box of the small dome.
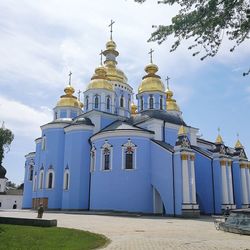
[87,66,113,91]
[0,165,7,178]
[166,87,180,112]
[235,139,243,149]
[138,64,165,94]
[215,134,223,144]
[106,40,116,50]
[131,103,137,114]
[56,85,82,108]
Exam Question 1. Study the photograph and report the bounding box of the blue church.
[23,30,250,217]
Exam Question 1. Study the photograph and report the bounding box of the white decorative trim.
[100,140,113,171]
[91,130,153,142]
[38,170,44,189]
[46,169,55,189]
[122,139,137,170]
[64,124,94,133]
[41,136,46,151]
[63,169,70,190]
[90,145,96,172]
[41,122,70,130]
[33,175,37,192]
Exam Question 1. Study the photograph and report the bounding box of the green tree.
[135,0,250,75]
[0,122,14,166]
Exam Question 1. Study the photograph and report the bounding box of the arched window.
[33,174,37,191]
[107,97,110,110]
[64,170,70,190]
[120,96,124,108]
[86,96,89,110]
[102,140,112,171]
[94,96,99,109]
[29,166,34,181]
[39,170,44,189]
[160,96,163,110]
[140,96,144,111]
[122,139,137,170]
[47,170,54,189]
[149,95,154,109]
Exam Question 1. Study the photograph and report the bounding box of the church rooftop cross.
[165,76,171,89]
[100,50,103,65]
[68,71,72,86]
[148,49,154,64]
[109,19,115,40]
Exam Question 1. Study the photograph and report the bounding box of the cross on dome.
[68,71,72,86]
[100,50,103,65]
[109,19,115,40]
[165,76,171,89]
[148,48,154,64]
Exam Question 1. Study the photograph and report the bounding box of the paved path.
[0,210,249,250]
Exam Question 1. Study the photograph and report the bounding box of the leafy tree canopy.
[135,0,250,75]
[0,122,14,166]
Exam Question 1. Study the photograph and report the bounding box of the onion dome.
[215,134,223,144]
[87,66,113,91]
[166,85,180,112]
[138,64,165,94]
[131,102,137,115]
[57,85,83,108]
[235,139,243,149]
[0,165,7,178]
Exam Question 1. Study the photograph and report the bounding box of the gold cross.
[148,48,154,64]
[165,76,170,89]
[69,71,72,85]
[109,19,115,40]
[100,50,103,65]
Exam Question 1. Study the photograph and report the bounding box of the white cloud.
[0,95,52,138]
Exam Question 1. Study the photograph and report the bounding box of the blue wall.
[151,142,174,215]
[90,136,153,213]
[232,161,242,208]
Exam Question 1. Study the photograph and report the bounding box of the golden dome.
[87,66,113,91]
[215,134,223,144]
[106,40,116,50]
[235,139,243,149]
[138,64,165,94]
[57,85,83,108]
[178,125,186,136]
[131,103,137,114]
[166,86,180,112]
[104,61,128,84]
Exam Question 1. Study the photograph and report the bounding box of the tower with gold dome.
[22,22,250,217]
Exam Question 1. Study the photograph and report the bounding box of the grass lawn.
[0,224,109,250]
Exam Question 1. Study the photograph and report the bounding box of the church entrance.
[32,197,48,209]
[153,187,164,214]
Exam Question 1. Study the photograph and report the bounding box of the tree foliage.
[0,123,14,166]
[135,0,250,75]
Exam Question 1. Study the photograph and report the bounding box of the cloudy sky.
[0,0,249,184]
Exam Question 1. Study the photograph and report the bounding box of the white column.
[247,167,250,202]
[227,162,234,204]
[182,154,190,204]
[190,156,197,204]
[240,164,249,205]
[221,160,229,205]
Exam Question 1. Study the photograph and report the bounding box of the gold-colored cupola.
[166,83,180,112]
[56,73,83,108]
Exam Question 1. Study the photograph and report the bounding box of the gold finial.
[131,102,137,115]
[148,48,154,64]
[109,19,115,40]
[178,125,186,136]
[215,127,223,144]
[100,50,103,65]
[68,71,72,86]
[235,133,243,148]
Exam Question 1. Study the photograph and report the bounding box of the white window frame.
[63,170,70,190]
[42,136,46,151]
[46,169,55,189]
[122,139,137,170]
[38,170,44,189]
[100,140,113,171]
[33,174,37,191]
[90,145,96,172]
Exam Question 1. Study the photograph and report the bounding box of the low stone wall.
[0,216,57,227]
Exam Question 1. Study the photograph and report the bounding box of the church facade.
[23,33,250,216]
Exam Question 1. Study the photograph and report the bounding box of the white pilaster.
[182,154,190,204]
[240,164,249,205]
[221,161,229,205]
[247,167,250,202]
[190,157,197,204]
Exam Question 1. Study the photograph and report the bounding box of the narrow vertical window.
[29,167,34,181]
[42,136,46,151]
[107,97,110,110]
[101,140,112,171]
[122,139,136,170]
[39,171,44,189]
[47,172,54,189]
[140,96,144,111]
[160,96,163,110]
[120,96,124,108]
[149,95,154,109]
[125,147,133,169]
[94,96,99,109]
[103,148,110,170]
[64,172,69,190]
[86,96,89,110]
